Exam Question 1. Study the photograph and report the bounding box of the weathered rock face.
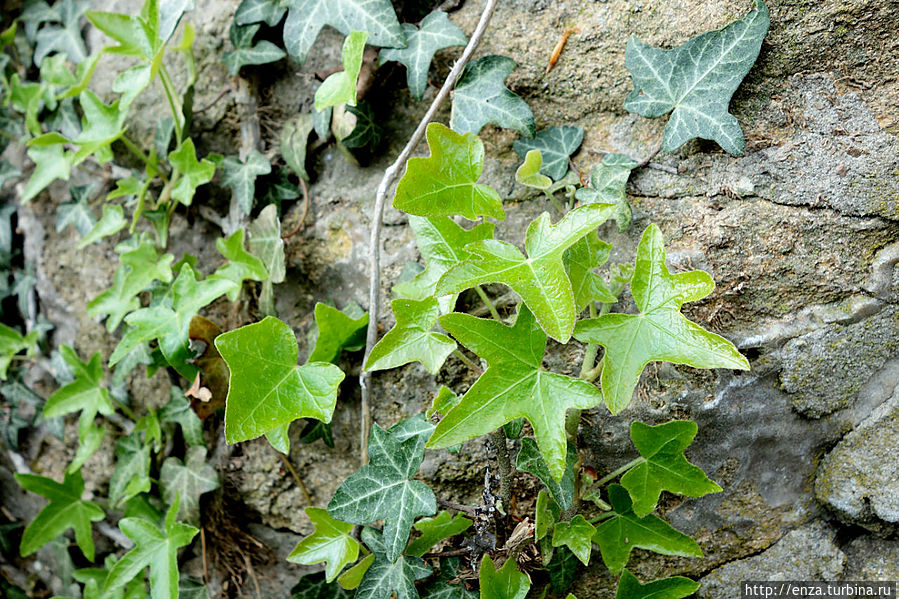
[4,0,898,597]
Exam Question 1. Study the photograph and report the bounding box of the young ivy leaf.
[364,297,456,375]
[565,231,617,313]
[574,153,638,232]
[169,139,216,206]
[77,204,127,249]
[593,485,701,574]
[71,91,127,163]
[33,0,88,66]
[355,527,431,599]
[221,149,272,216]
[379,11,467,101]
[552,515,596,566]
[535,490,561,542]
[109,434,152,507]
[573,224,750,414]
[513,126,585,181]
[248,204,286,316]
[15,470,104,561]
[42,346,114,435]
[328,417,437,563]
[215,316,345,445]
[623,0,769,155]
[223,23,286,76]
[105,498,199,599]
[405,511,472,557]
[211,229,268,302]
[478,554,529,599]
[615,570,700,599]
[620,420,722,517]
[158,388,204,447]
[338,553,374,590]
[436,203,615,342]
[515,150,552,192]
[394,216,495,313]
[160,446,219,524]
[308,302,369,364]
[314,31,368,112]
[56,185,96,236]
[287,507,360,582]
[516,437,576,510]
[450,55,535,138]
[429,306,603,481]
[234,0,287,27]
[22,143,71,203]
[393,122,503,221]
[281,0,405,65]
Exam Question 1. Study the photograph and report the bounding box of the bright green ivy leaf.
[427,386,459,419]
[159,387,204,447]
[478,555,529,599]
[72,91,127,163]
[281,0,404,65]
[77,204,126,249]
[436,203,615,342]
[450,55,535,138]
[22,143,71,203]
[221,149,271,216]
[565,230,616,313]
[429,306,603,480]
[328,417,436,563]
[406,511,472,557]
[105,498,199,599]
[248,204,286,316]
[593,485,701,574]
[620,420,721,517]
[575,153,637,232]
[615,570,700,599]
[393,122,503,221]
[573,224,750,414]
[0,325,38,380]
[355,527,431,599]
[223,23,286,76]
[364,296,456,375]
[234,0,287,27]
[515,437,576,509]
[379,11,466,101]
[14,469,105,560]
[280,113,314,180]
[309,302,368,363]
[33,0,88,66]
[211,229,268,302]
[552,515,596,565]
[338,553,374,590]
[623,0,769,155]
[287,507,360,582]
[535,490,560,542]
[168,139,215,206]
[215,316,345,445]
[547,546,579,594]
[160,446,219,524]
[109,433,152,507]
[315,31,368,111]
[513,126,584,181]
[43,347,114,435]
[291,572,354,599]
[515,149,552,191]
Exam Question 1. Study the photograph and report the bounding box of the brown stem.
[489,429,513,513]
[281,178,310,239]
[277,451,312,505]
[436,497,479,515]
[422,547,470,559]
[193,85,234,114]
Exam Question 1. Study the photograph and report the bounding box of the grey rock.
[841,535,899,581]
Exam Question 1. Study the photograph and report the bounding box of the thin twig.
[201,528,208,583]
[359,0,499,465]
[453,349,483,375]
[193,85,234,114]
[489,429,513,513]
[436,497,480,515]
[423,547,470,559]
[281,178,310,239]
[277,451,313,505]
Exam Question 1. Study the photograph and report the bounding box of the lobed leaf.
[169,139,215,207]
[513,126,585,181]
[291,572,354,599]
[364,297,456,375]
[516,437,576,509]
[551,515,596,565]
[223,23,285,76]
[221,150,272,216]
[615,570,700,599]
[478,555,529,599]
[287,507,360,582]
[450,55,535,137]
[211,229,268,302]
[309,302,368,364]
[514,150,552,192]
[160,446,219,524]
[574,153,637,232]
[355,527,432,599]
[405,510,472,557]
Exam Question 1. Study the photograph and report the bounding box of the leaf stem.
[277,450,312,505]
[593,456,645,488]
[120,135,168,183]
[158,64,183,146]
[453,349,483,375]
[588,511,615,525]
[475,285,502,322]
[543,189,565,214]
[359,0,499,465]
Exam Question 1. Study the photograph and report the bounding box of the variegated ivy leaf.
[573,224,750,414]
[355,528,431,599]
[160,446,219,524]
[282,0,405,65]
[248,204,286,316]
[552,515,595,565]
[287,507,360,582]
[221,149,272,216]
[56,184,96,236]
[223,23,286,76]
[364,296,456,375]
[450,55,535,138]
[33,0,87,66]
[615,569,700,599]
[291,572,354,599]
[478,555,529,599]
[623,0,769,155]
[109,433,152,507]
[515,150,552,192]
[574,153,638,232]
[428,306,603,481]
[516,437,576,510]
[436,203,615,342]
[394,216,495,313]
[215,316,345,445]
[379,11,467,101]
[405,510,472,557]
[513,126,585,181]
[234,0,287,27]
[315,31,368,112]
[393,122,504,221]
[328,416,436,563]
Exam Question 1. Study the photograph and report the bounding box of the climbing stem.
[159,64,183,146]
[593,456,645,488]
[489,429,513,513]
[475,285,502,322]
[453,349,483,375]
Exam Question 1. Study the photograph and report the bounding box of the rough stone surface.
[841,535,899,581]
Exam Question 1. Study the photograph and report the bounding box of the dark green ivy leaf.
[546,545,579,594]
[158,387,204,447]
[450,55,535,138]
[56,184,96,235]
[405,510,472,557]
[516,437,576,510]
[290,572,353,599]
[355,527,431,599]
[513,126,584,181]
[615,569,700,599]
[421,558,477,599]
[109,433,152,507]
[33,0,88,66]
[221,149,272,216]
[574,153,637,232]
[340,102,383,149]
[234,0,287,27]
[223,23,286,76]
[160,446,219,524]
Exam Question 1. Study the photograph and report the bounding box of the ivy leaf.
[478,554,529,599]
[33,0,88,66]
[160,446,219,524]
[280,113,314,180]
[546,546,579,594]
[565,231,616,312]
[364,297,456,375]
[328,417,437,562]
[159,388,204,447]
[105,498,199,599]
[574,153,637,232]
[406,511,472,557]
[299,419,334,448]
[355,527,431,599]
[211,229,268,302]
[512,126,584,181]
[43,347,114,436]
[22,143,71,203]
[287,507,360,582]
[421,558,476,599]
[515,150,551,191]
[340,102,383,149]
[247,204,286,315]
[552,515,595,565]
[315,31,368,111]
[14,470,105,560]
[429,306,603,481]
[535,490,560,542]
[379,11,466,101]
[593,485,701,574]
[234,0,286,27]
[168,139,215,207]
[393,122,503,221]
[72,91,127,162]
[450,55,535,138]
[56,185,96,236]
[515,437,576,510]
[222,150,271,216]
[224,23,286,76]
[338,553,374,590]
[215,316,343,445]
[620,420,721,517]
[20,1,59,40]
[573,224,750,414]
[291,572,354,599]
[77,204,127,249]
[281,0,405,65]
[427,386,459,419]
[109,434,152,507]
[436,203,615,342]
[309,302,369,364]
[615,570,700,599]
[0,325,37,381]
[623,0,769,155]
